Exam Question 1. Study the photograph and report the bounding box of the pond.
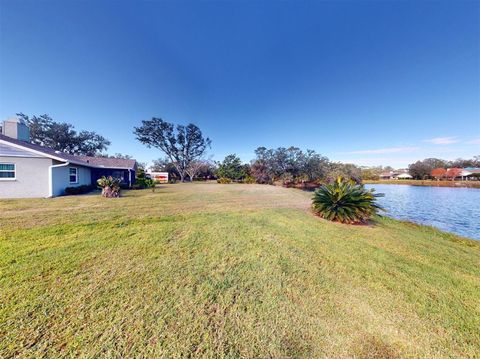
[364,184,480,240]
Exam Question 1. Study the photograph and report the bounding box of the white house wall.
[51,162,92,196]
[0,156,52,198]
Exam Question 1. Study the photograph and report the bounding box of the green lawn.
[1,183,479,358]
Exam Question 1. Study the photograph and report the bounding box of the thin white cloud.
[467,138,480,145]
[424,136,459,145]
[345,146,419,155]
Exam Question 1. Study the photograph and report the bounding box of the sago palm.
[312,177,384,224]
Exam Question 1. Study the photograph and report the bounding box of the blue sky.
[1,0,479,167]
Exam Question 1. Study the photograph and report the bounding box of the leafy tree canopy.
[251,147,332,184]
[17,113,110,156]
[216,154,249,181]
[134,118,211,182]
[151,158,181,180]
[409,158,448,179]
[100,153,133,159]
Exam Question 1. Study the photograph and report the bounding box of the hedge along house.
[0,118,137,198]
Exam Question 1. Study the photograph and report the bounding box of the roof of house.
[81,156,137,169]
[464,167,480,174]
[0,133,136,170]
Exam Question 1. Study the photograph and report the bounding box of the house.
[379,171,398,180]
[0,118,137,198]
[379,170,412,180]
[462,167,480,180]
[396,172,413,179]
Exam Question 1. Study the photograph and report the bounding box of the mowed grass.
[1,183,479,358]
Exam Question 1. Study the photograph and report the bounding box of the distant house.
[379,171,397,180]
[460,167,480,180]
[0,118,137,198]
[379,170,412,180]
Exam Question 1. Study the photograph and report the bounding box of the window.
[69,167,78,183]
[111,170,124,182]
[0,163,15,180]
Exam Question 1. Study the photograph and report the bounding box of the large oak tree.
[134,118,211,182]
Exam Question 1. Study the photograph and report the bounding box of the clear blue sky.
[1,0,479,167]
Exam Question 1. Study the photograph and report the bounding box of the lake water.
[364,184,480,240]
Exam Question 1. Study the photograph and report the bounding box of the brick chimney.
[1,117,30,142]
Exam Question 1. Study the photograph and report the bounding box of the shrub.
[64,184,95,195]
[133,177,156,190]
[97,176,121,198]
[242,176,256,184]
[217,177,232,184]
[133,166,157,191]
[312,177,384,224]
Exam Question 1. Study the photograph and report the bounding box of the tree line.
[407,157,480,179]
[136,118,480,183]
[359,156,480,181]
[134,118,365,184]
[14,114,479,183]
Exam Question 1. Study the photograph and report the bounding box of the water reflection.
[364,184,480,240]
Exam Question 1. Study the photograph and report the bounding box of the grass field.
[1,183,479,358]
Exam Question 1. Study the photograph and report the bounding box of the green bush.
[312,177,383,224]
[242,176,256,184]
[133,167,156,190]
[64,184,95,195]
[217,177,232,184]
[133,177,156,190]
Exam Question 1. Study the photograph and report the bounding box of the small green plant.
[312,177,384,224]
[97,176,121,198]
[217,177,232,184]
[145,178,156,192]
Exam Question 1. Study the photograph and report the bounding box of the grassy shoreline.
[363,179,480,188]
[1,183,479,357]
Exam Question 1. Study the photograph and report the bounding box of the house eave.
[0,139,74,163]
[0,139,135,171]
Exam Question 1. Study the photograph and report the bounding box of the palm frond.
[312,177,384,224]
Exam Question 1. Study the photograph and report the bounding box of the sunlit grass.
[1,183,479,357]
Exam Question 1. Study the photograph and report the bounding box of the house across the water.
[379,170,413,180]
[396,172,413,179]
[0,118,137,198]
[461,167,480,180]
